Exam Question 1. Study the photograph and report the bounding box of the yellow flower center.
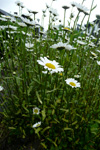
[64,27,70,30]
[92,54,96,57]
[59,73,63,76]
[34,109,38,113]
[45,63,56,69]
[69,82,76,87]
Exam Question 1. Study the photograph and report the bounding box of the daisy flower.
[65,44,76,50]
[0,86,4,91]
[65,78,81,88]
[96,50,100,53]
[32,121,41,128]
[50,42,76,50]
[74,74,81,78]
[77,40,86,45]
[63,27,72,32]
[62,5,70,10]
[75,3,89,13]
[37,57,64,73]
[97,61,100,65]
[50,42,67,50]
[17,22,27,27]
[90,51,98,58]
[25,43,34,49]
[70,1,77,7]
[33,107,40,115]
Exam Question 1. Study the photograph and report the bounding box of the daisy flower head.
[70,1,77,7]
[50,42,76,50]
[96,50,100,53]
[74,74,81,78]
[33,107,40,115]
[25,43,34,49]
[97,61,100,65]
[32,121,41,128]
[65,44,76,50]
[63,27,72,32]
[75,3,89,13]
[0,86,4,91]
[77,40,87,45]
[50,42,67,50]
[37,57,64,73]
[62,5,70,10]
[90,51,98,59]
[65,78,81,88]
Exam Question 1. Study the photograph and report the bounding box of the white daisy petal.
[32,121,41,128]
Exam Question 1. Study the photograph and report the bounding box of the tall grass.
[0,0,100,149]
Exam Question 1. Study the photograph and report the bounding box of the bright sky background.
[0,0,100,29]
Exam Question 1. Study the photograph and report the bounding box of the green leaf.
[54,118,60,123]
[46,88,58,94]
[41,126,51,134]
[91,123,98,135]
[60,108,69,113]
[41,142,47,149]
[41,108,46,120]
[28,86,33,96]
[72,121,78,126]
[22,103,29,113]
[47,138,57,147]
[15,109,21,115]
[34,127,42,137]
[36,91,42,104]
[93,120,100,124]
[9,127,16,130]
[33,78,41,84]
[62,118,69,123]
[64,128,74,132]
[91,5,97,11]
[52,109,55,115]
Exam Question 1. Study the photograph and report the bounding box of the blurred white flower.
[25,43,34,49]
[17,22,27,27]
[50,42,76,50]
[97,61,100,65]
[90,51,97,58]
[74,74,81,78]
[32,121,41,128]
[65,78,81,88]
[77,40,86,45]
[33,107,40,115]
[96,50,100,53]
[0,86,4,91]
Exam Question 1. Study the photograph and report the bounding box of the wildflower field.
[0,0,100,149]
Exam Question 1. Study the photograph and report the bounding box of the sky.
[0,0,100,29]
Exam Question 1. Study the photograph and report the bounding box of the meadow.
[0,0,100,149]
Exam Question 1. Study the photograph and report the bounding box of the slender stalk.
[85,0,95,34]
[73,11,80,30]
[63,9,66,27]
[80,14,86,30]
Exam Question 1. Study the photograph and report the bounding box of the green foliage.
[0,1,100,149]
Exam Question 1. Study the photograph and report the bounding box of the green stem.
[63,9,66,27]
[85,0,95,34]
[80,14,86,30]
